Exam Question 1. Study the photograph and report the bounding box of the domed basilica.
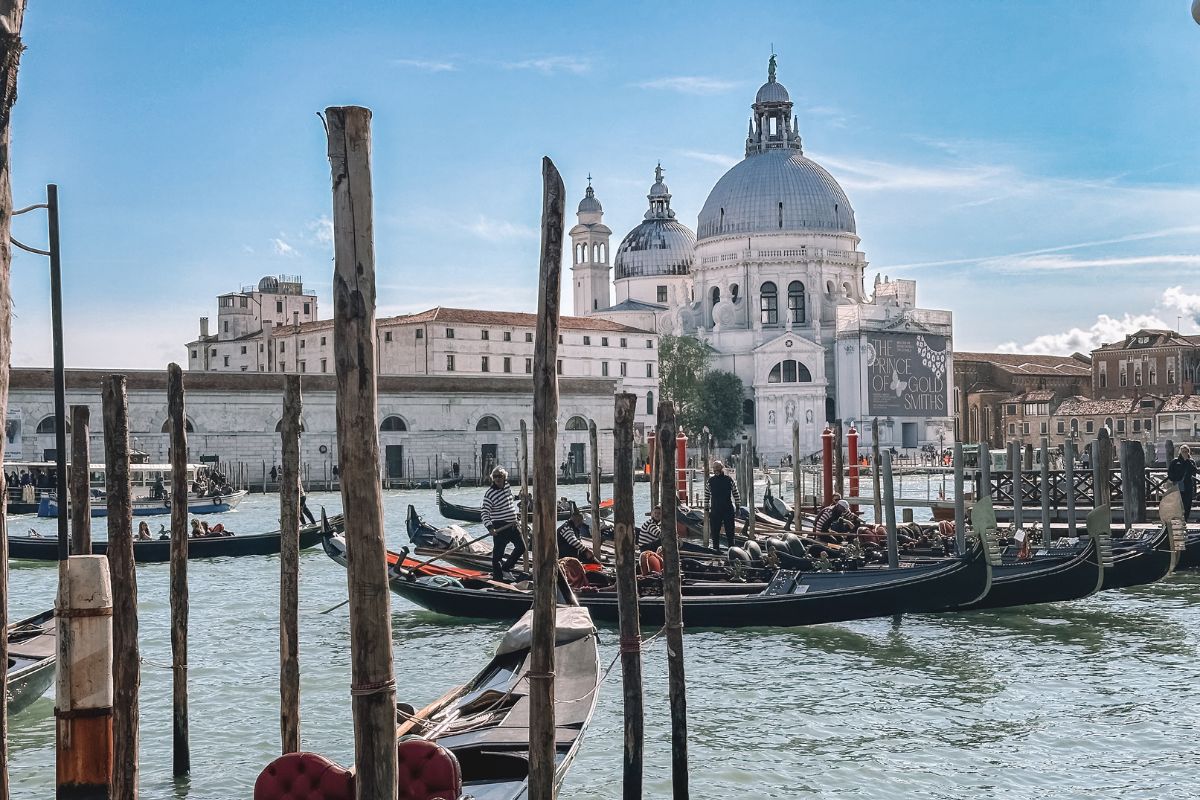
[571,59,955,459]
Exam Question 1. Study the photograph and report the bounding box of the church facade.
[571,59,955,460]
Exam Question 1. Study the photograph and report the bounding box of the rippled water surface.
[6,482,1199,799]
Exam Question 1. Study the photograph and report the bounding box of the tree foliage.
[698,370,745,444]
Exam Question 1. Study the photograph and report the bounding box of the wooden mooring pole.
[279,374,302,753]
[529,156,565,800]
[953,442,966,555]
[833,420,845,498]
[1064,439,1078,536]
[791,421,801,532]
[589,419,602,555]
[881,449,899,570]
[872,419,883,525]
[326,104,396,797]
[1008,441,1023,530]
[1040,437,1052,542]
[657,401,689,799]
[1095,429,1113,510]
[700,427,711,548]
[612,392,643,799]
[167,363,190,777]
[104,375,139,799]
[520,419,531,572]
[1120,439,1146,529]
[746,433,756,541]
[978,440,991,501]
[69,405,91,555]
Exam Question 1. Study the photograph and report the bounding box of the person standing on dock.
[705,461,741,551]
[481,466,526,580]
[1167,444,1197,521]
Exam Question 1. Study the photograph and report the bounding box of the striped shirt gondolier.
[704,473,741,511]
[556,520,590,559]
[636,519,661,551]
[481,484,520,530]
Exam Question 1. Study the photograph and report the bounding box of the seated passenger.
[555,511,597,563]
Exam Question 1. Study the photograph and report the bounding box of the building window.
[280,343,285,353]
[299,361,306,373]
[1134,369,1142,386]
[211,348,217,356]
[303,302,311,315]
[766,360,813,383]
[259,343,264,352]
[657,285,668,303]
[645,363,653,378]
[525,358,532,374]
[646,339,653,349]
[1145,418,1153,432]
[503,357,511,373]
[759,281,778,324]
[220,296,234,308]
[788,281,806,324]
[601,337,609,347]
[583,336,591,345]
[223,355,230,367]
[1057,421,1065,434]
[280,362,286,371]
[380,415,407,431]
[300,339,306,349]
[476,415,502,432]
[620,361,627,377]
[191,349,197,359]
[1116,419,1125,433]
[601,362,609,377]
[241,346,247,355]
[1168,368,1176,383]
[446,328,455,339]
[646,390,654,416]
[223,320,229,333]
[1006,404,1016,415]
[1100,372,1107,388]
[321,359,327,373]
[239,296,248,308]
[415,329,423,340]
[620,338,627,348]
[1133,419,1141,433]
[446,354,455,371]
[526,332,533,343]
[481,330,489,340]
[1120,371,1128,387]
[320,336,327,345]
[481,356,490,372]
[503,331,511,342]
[1086,420,1094,433]
[557,359,563,375]
[1021,422,1029,435]
[276,301,283,313]
[566,416,589,431]
[384,331,392,342]
[1040,421,1048,434]
[1008,423,1015,435]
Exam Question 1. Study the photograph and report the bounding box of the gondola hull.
[391,545,989,629]
[7,610,56,717]
[944,540,1103,612]
[1178,531,1200,570]
[7,515,339,562]
[1102,526,1175,590]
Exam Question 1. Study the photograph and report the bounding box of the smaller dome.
[258,275,279,292]
[755,79,790,104]
[578,184,602,215]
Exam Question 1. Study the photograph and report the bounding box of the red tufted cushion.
[254,752,355,800]
[397,738,462,800]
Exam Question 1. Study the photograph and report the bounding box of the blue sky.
[9,1,1200,367]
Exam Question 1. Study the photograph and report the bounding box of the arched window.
[759,281,778,325]
[160,418,195,433]
[592,243,600,262]
[766,360,812,383]
[565,416,589,431]
[476,415,502,432]
[788,281,805,324]
[646,390,654,416]
[730,284,739,302]
[275,418,306,432]
[1104,417,1114,433]
[1070,419,1079,433]
[742,399,755,426]
[379,415,407,432]
[36,416,69,434]
[710,286,720,307]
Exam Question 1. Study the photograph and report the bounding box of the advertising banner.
[866,333,949,415]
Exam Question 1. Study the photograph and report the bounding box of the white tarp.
[495,605,595,657]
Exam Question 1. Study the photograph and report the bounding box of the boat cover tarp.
[495,606,596,656]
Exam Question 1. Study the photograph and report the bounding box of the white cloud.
[504,56,590,75]
[393,57,456,73]
[985,253,1200,273]
[637,76,739,95]
[680,150,739,169]
[461,216,538,242]
[1163,285,1200,324]
[814,153,1004,192]
[271,236,298,257]
[307,215,334,246]
[997,312,1169,356]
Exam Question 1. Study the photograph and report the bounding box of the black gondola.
[6,610,56,716]
[1178,530,1200,570]
[6,514,341,563]
[385,542,990,629]
[1102,523,1176,590]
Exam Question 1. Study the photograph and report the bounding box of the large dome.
[697,149,856,241]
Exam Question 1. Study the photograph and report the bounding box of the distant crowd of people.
[5,468,56,490]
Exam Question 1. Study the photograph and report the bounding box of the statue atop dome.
[768,53,777,83]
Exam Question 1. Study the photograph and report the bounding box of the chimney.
[293,311,300,329]
[200,316,209,338]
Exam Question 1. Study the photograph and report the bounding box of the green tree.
[697,370,745,444]
[657,334,711,430]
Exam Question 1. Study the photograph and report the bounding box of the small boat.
[259,560,600,800]
[8,513,341,563]
[37,489,248,518]
[6,610,56,716]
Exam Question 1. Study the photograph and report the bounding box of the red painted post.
[821,426,834,506]
[675,429,688,502]
[847,425,860,514]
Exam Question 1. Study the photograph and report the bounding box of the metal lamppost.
[11,184,68,560]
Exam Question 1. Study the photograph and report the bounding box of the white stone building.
[572,58,954,459]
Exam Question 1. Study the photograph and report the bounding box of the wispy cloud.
[461,216,538,242]
[504,56,590,75]
[271,236,298,257]
[638,76,739,95]
[803,104,850,128]
[680,150,739,169]
[987,253,1200,273]
[814,153,1003,192]
[393,57,456,73]
[307,215,334,247]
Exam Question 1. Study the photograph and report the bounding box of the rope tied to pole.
[350,677,397,697]
[618,634,642,654]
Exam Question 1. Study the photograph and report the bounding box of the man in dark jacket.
[1167,444,1197,521]
[705,460,741,551]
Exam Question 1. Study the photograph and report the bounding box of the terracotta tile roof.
[1159,395,1200,413]
[1094,329,1198,351]
[999,390,1057,403]
[271,307,653,337]
[955,352,1092,376]
[1054,396,1144,416]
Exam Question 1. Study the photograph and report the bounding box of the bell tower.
[569,176,612,315]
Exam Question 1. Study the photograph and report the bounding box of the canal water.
[6,481,1198,798]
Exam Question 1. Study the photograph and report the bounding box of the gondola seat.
[253,740,462,800]
[253,752,354,800]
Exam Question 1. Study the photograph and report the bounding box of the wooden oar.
[409,530,493,572]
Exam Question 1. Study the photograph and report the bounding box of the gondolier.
[637,506,663,552]
[705,461,741,551]
[481,466,526,580]
[813,498,865,539]
[556,511,597,563]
